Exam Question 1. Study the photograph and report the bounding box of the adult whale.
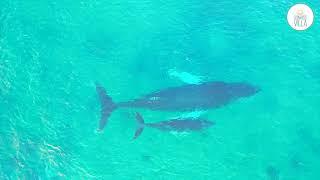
[96,81,259,131]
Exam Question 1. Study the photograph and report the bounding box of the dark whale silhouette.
[266,165,280,180]
[133,112,214,139]
[96,81,259,130]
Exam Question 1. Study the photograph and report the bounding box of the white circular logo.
[287,4,314,31]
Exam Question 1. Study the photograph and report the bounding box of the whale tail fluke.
[133,112,145,140]
[95,82,117,131]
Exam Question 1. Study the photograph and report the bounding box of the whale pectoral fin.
[168,68,204,85]
[177,110,207,119]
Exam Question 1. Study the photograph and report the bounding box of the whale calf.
[96,81,259,130]
[133,112,214,139]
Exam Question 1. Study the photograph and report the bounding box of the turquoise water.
[1,0,320,179]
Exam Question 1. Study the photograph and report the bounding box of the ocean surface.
[1,0,320,179]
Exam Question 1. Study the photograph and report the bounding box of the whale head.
[228,82,260,98]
